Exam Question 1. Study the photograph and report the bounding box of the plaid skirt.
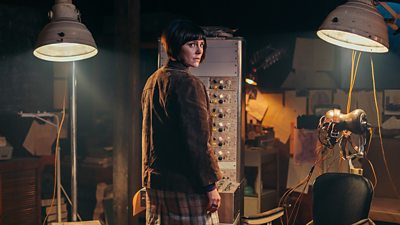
[146,188,219,225]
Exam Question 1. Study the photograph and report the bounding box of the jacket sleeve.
[175,75,222,187]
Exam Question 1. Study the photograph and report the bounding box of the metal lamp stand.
[70,62,78,222]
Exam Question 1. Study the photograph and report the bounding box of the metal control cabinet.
[158,38,245,225]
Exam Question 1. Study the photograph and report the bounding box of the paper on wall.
[23,120,57,156]
[247,98,268,122]
[263,106,297,143]
[285,90,306,117]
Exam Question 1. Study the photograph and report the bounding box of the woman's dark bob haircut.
[161,20,207,63]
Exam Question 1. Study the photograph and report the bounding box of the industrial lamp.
[317,0,389,53]
[245,73,258,86]
[33,0,98,62]
[33,0,98,224]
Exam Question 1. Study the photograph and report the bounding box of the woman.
[141,20,222,225]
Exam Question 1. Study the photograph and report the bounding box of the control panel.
[208,77,239,181]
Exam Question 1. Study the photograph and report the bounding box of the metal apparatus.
[159,38,245,225]
[317,108,371,171]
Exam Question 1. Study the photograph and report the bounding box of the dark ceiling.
[141,0,348,35]
[3,0,400,87]
[1,0,354,41]
[5,0,400,89]
[7,0,400,39]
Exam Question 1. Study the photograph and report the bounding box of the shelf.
[245,189,277,198]
[244,145,280,216]
[370,197,400,223]
[261,189,278,196]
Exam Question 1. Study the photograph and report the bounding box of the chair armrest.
[242,207,284,224]
[352,218,375,225]
[306,218,374,225]
[132,187,146,216]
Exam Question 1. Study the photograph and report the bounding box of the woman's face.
[178,39,205,68]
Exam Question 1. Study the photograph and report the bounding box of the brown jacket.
[141,60,222,193]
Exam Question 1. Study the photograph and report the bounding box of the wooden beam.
[113,0,141,224]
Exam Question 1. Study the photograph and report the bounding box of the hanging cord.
[364,128,378,189]
[42,89,67,225]
[370,57,400,198]
[344,51,378,191]
[339,51,361,163]
[347,51,362,113]
[338,50,362,171]
[42,81,84,224]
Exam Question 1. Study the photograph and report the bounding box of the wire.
[365,128,373,156]
[289,172,313,225]
[365,157,378,189]
[42,85,67,225]
[370,57,400,198]
[279,148,332,225]
[347,51,362,114]
[279,174,310,224]
[346,51,355,113]
[364,128,377,189]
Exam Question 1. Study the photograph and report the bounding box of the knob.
[217,151,223,160]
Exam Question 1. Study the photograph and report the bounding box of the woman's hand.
[206,189,221,213]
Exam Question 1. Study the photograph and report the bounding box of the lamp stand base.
[50,221,101,225]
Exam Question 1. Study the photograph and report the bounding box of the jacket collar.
[165,60,189,72]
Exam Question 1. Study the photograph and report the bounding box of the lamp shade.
[33,0,98,62]
[317,0,389,53]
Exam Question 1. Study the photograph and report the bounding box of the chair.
[132,187,146,216]
[242,207,284,225]
[243,173,375,225]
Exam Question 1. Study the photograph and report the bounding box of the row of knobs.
[210,93,231,104]
[212,136,231,147]
[216,149,231,161]
[212,122,231,132]
[211,108,232,118]
[209,79,235,165]
[210,79,233,90]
